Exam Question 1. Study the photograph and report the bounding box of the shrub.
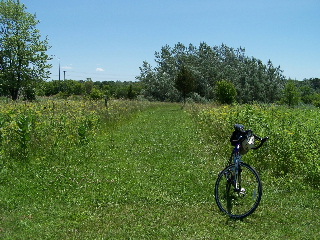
[89,88,105,100]
[215,80,237,104]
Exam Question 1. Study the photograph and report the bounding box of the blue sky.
[21,0,320,82]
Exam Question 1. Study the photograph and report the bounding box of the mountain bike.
[214,124,268,219]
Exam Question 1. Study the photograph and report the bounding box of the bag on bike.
[230,124,245,146]
[240,135,255,155]
[230,124,254,154]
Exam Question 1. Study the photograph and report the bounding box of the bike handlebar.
[233,132,268,150]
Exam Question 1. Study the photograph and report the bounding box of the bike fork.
[234,158,243,193]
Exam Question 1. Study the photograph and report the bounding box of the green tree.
[310,93,320,107]
[84,78,93,95]
[175,65,195,104]
[299,85,315,104]
[127,84,135,100]
[281,80,301,107]
[0,0,51,100]
[215,80,237,104]
[89,87,104,100]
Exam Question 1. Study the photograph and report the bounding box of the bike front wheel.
[214,162,262,219]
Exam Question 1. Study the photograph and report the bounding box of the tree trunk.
[10,87,19,100]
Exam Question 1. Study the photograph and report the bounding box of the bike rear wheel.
[214,162,262,219]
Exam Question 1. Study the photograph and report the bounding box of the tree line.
[136,42,286,103]
[40,80,142,100]
[136,42,320,107]
[284,78,320,107]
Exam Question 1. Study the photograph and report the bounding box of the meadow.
[0,99,319,239]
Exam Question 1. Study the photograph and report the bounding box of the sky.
[20,0,320,82]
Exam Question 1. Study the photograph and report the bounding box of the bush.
[215,80,237,104]
[281,80,301,106]
[89,88,105,100]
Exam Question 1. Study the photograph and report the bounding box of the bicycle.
[214,124,268,219]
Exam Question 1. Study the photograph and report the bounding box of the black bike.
[214,124,268,219]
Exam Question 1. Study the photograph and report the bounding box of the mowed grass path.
[94,104,216,238]
[1,103,319,239]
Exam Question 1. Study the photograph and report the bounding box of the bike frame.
[233,144,242,192]
[231,135,267,193]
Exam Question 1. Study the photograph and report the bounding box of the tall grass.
[189,103,320,188]
[0,98,151,165]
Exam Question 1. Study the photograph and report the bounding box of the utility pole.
[63,71,66,81]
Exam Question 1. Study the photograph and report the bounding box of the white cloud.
[96,68,105,72]
[62,66,73,70]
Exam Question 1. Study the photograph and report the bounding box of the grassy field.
[0,100,319,239]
